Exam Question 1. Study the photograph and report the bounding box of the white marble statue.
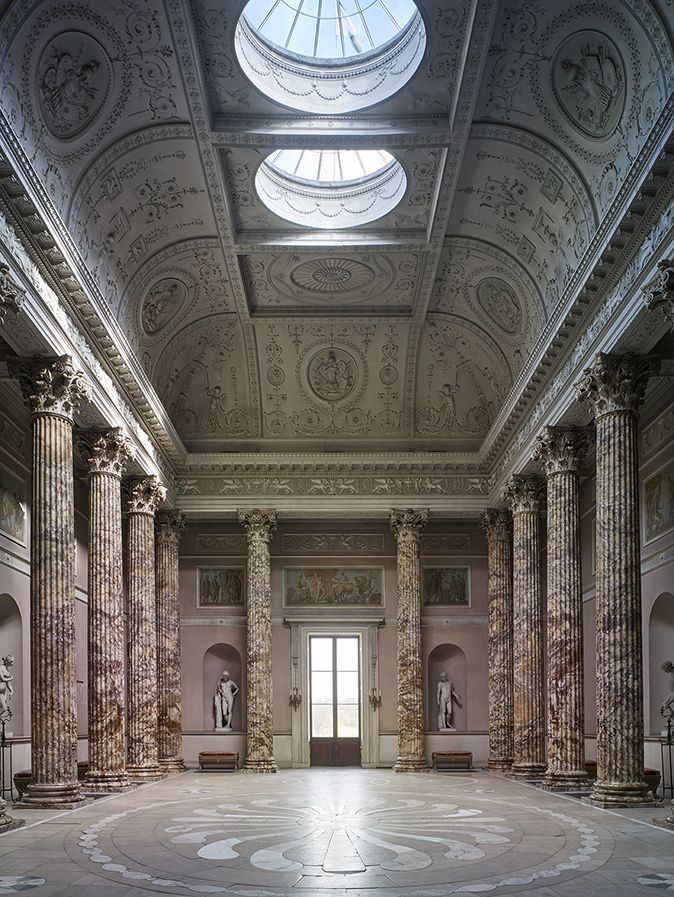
[214,670,239,731]
[0,655,14,719]
[437,671,461,731]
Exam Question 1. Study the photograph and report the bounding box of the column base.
[541,770,590,791]
[0,801,21,833]
[508,763,547,781]
[126,765,164,782]
[160,758,186,772]
[488,759,513,771]
[17,781,89,809]
[393,757,428,772]
[84,771,133,792]
[242,758,277,773]
[586,780,662,808]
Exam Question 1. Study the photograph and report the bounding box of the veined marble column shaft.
[502,476,547,780]
[534,427,590,791]
[156,510,186,772]
[80,428,134,792]
[239,509,277,773]
[577,352,660,807]
[9,356,90,808]
[391,509,428,772]
[480,509,514,771]
[125,476,166,781]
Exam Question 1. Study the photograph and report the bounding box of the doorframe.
[288,620,382,768]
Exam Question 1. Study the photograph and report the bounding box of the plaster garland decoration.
[643,258,674,331]
[0,262,25,323]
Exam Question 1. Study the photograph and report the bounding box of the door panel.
[310,636,361,766]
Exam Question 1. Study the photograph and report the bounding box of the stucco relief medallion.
[290,258,375,294]
[36,32,112,140]
[552,31,626,139]
[306,347,358,403]
[141,278,186,334]
[476,277,522,334]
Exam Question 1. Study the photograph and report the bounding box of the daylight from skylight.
[267,150,395,184]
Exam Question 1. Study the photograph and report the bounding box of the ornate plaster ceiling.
[0,0,672,456]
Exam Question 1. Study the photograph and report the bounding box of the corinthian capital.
[0,263,25,323]
[238,509,277,543]
[501,475,545,515]
[155,509,187,545]
[79,427,134,477]
[575,353,660,418]
[124,476,166,516]
[643,259,674,331]
[390,508,428,541]
[533,426,593,477]
[480,508,512,545]
[8,355,91,421]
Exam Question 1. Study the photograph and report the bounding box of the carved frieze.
[196,534,247,554]
[281,534,385,554]
[420,534,471,553]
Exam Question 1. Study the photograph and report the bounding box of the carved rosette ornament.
[155,510,187,771]
[9,356,91,808]
[124,476,167,781]
[79,429,134,791]
[533,427,591,791]
[643,259,674,331]
[480,509,514,771]
[390,509,428,772]
[501,476,547,780]
[577,353,661,807]
[239,509,278,772]
[0,262,25,323]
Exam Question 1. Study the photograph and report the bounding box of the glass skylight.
[266,149,395,184]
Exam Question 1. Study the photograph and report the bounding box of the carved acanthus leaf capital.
[79,427,134,477]
[155,509,187,545]
[575,353,660,418]
[480,508,512,545]
[8,355,91,421]
[501,475,545,515]
[124,475,166,516]
[390,508,428,542]
[0,263,25,323]
[643,259,674,331]
[533,426,593,476]
[238,509,277,543]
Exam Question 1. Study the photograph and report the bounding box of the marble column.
[480,509,514,771]
[125,476,166,780]
[9,355,90,807]
[238,509,278,773]
[576,352,660,807]
[156,510,186,772]
[390,509,428,772]
[502,475,547,780]
[534,426,590,791]
[79,428,134,792]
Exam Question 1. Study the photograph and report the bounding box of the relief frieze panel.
[281,534,385,555]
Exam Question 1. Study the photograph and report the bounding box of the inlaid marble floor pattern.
[0,769,672,896]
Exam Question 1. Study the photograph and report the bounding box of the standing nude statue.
[437,671,461,731]
[214,670,239,730]
[0,655,14,718]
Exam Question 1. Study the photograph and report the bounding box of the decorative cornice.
[155,509,187,545]
[501,475,545,516]
[479,508,511,545]
[532,426,593,477]
[124,475,166,516]
[8,354,90,421]
[390,508,428,541]
[0,262,24,323]
[238,509,278,543]
[79,427,134,478]
[643,258,674,331]
[575,353,661,419]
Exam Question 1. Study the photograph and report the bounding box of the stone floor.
[0,768,672,896]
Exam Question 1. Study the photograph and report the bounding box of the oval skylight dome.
[235,0,426,113]
[255,148,407,229]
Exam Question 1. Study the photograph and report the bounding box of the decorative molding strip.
[196,534,247,553]
[281,534,385,554]
[642,402,674,459]
[421,534,471,553]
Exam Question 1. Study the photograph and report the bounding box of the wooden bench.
[432,751,473,771]
[198,751,239,772]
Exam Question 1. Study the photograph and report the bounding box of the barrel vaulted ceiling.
[0,0,673,464]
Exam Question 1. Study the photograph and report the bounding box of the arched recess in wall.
[649,592,674,735]
[428,643,467,732]
[0,594,23,736]
[202,644,243,732]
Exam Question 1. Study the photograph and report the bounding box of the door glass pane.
[311,671,333,704]
[337,703,359,737]
[336,637,359,671]
[311,638,333,671]
[312,703,334,737]
[337,670,359,704]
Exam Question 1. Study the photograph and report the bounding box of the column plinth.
[125,476,166,781]
[480,509,514,771]
[156,510,186,772]
[80,428,134,792]
[577,352,661,807]
[502,476,547,781]
[391,509,428,772]
[9,356,91,808]
[239,509,277,773]
[534,427,591,791]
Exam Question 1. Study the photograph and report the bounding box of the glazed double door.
[309,636,361,767]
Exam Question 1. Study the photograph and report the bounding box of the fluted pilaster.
[534,426,591,790]
[239,509,277,772]
[480,509,514,771]
[80,428,134,791]
[125,476,166,780]
[9,355,90,808]
[502,475,546,780]
[156,510,186,772]
[391,509,428,772]
[576,352,660,807]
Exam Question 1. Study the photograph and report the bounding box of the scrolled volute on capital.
[533,425,593,476]
[238,509,278,543]
[501,475,545,515]
[575,352,660,418]
[480,508,512,544]
[78,427,134,477]
[155,509,187,544]
[124,475,166,516]
[390,508,428,540]
[8,354,91,420]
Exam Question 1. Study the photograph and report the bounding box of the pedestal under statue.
[214,671,239,731]
[437,671,461,731]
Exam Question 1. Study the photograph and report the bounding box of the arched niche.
[203,644,243,732]
[649,592,674,735]
[428,643,467,732]
[0,594,23,736]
